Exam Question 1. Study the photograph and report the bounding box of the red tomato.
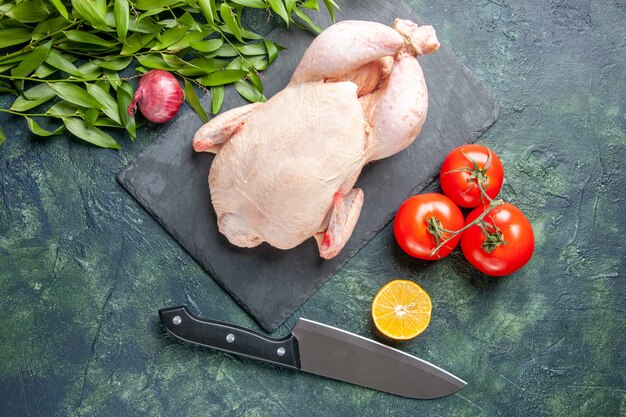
[440,144,504,208]
[461,203,534,276]
[394,193,464,260]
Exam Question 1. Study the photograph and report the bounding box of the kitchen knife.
[159,305,466,399]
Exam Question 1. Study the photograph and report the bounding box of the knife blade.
[159,305,466,399]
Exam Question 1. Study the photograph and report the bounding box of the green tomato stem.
[428,199,504,257]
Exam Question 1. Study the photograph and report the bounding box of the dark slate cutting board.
[117,0,500,331]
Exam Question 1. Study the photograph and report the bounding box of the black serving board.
[118,0,500,331]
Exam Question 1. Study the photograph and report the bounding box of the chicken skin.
[193,19,439,259]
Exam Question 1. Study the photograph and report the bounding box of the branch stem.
[0,109,75,117]
[429,199,504,257]
[0,74,98,83]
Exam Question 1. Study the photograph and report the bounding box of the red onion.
[127,69,185,123]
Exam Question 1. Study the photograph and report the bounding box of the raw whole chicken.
[193,19,439,259]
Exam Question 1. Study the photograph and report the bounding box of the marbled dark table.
[1,0,624,416]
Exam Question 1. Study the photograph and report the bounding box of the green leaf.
[0,53,29,66]
[166,30,208,52]
[32,16,69,41]
[285,0,296,13]
[46,101,83,118]
[49,0,69,19]
[127,15,163,34]
[198,0,216,25]
[25,117,65,136]
[64,30,120,48]
[95,80,110,93]
[237,43,266,56]
[71,0,109,31]
[267,0,289,26]
[0,20,27,30]
[11,95,54,112]
[177,11,201,31]
[24,83,55,100]
[136,8,166,23]
[244,54,269,71]
[12,41,52,78]
[300,0,319,10]
[86,83,122,124]
[323,0,338,22]
[121,32,157,55]
[293,7,321,33]
[231,0,268,8]
[44,50,83,76]
[219,3,244,42]
[264,40,280,63]
[206,43,239,57]
[0,3,12,15]
[0,127,5,146]
[220,5,244,43]
[184,79,209,122]
[6,1,51,23]
[85,107,99,128]
[156,17,178,28]
[211,85,224,114]
[63,117,121,149]
[134,0,180,10]
[197,69,247,86]
[114,0,130,42]
[77,61,101,76]
[14,79,24,94]
[11,84,56,111]
[0,28,32,48]
[96,0,107,15]
[103,69,122,90]
[95,56,133,71]
[0,64,16,74]
[246,70,263,92]
[177,58,227,76]
[234,79,264,102]
[117,81,136,138]
[151,24,189,50]
[94,117,125,128]
[226,56,243,70]
[238,28,264,40]
[0,81,17,95]
[189,57,229,70]
[119,80,134,103]
[136,54,177,70]
[56,40,116,53]
[160,54,188,69]
[33,64,56,78]
[190,38,223,53]
[49,82,104,109]
[159,18,178,27]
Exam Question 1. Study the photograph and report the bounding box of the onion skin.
[128,70,185,123]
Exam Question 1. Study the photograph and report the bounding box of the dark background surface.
[117,0,499,332]
[1,0,624,416]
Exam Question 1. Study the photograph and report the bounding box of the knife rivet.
[277,347,285,357]
[172,315,182,325]
[226,333,235,343]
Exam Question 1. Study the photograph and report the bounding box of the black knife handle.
[159,306,300,369]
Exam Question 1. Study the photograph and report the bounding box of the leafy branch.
[0,0,338,148]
